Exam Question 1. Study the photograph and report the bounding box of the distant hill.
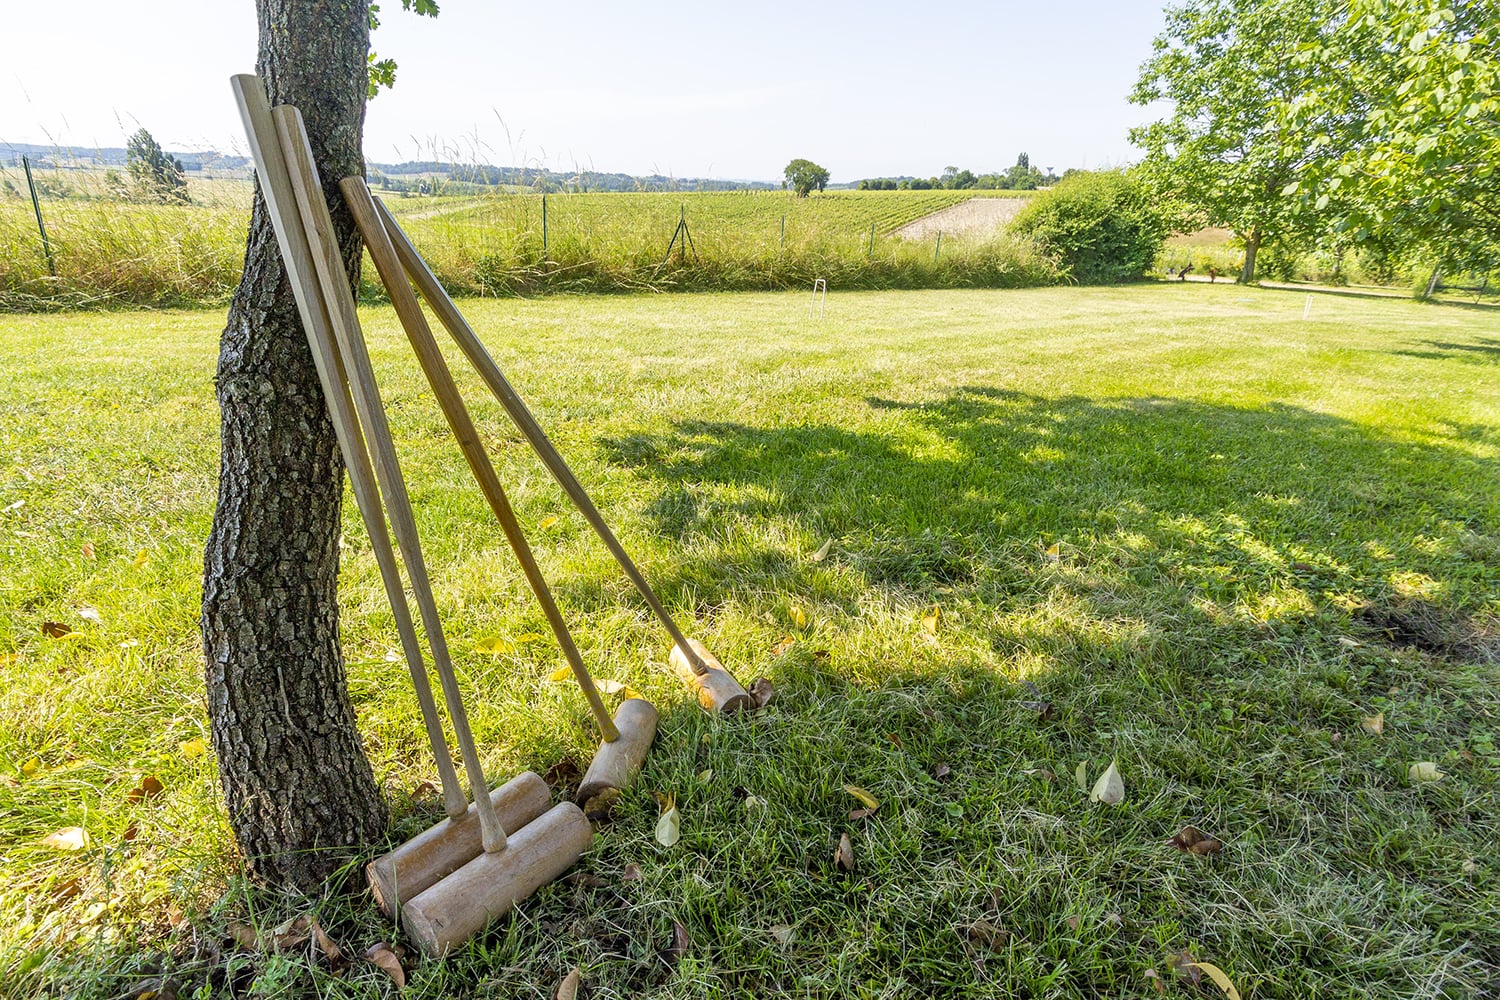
[1,140,781,192]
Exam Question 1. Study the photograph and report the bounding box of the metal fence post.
[22,156,56,276]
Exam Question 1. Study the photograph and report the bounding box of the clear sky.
[2,1,1168,182]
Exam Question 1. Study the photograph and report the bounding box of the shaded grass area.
[1,284,1497,997]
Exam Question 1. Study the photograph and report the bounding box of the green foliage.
[1130,0,1338,281]
[124,129,188,205]
[784,159,831,197]
[1011,171,1174,283]
[367,0,441,98]
[1281,0,1500,275]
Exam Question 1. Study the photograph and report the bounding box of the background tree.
[202,0,385,890]
[784,158,830,197]
[1281,0,1500,285]
[125,128,189,203]
[1129,0,1337,282]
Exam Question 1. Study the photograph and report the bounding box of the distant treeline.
[368,161,779,194]
[857,155,1060,192]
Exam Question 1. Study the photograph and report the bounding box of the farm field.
[0,180,1043,310]
[2,283,1497,998]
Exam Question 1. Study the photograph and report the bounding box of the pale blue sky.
[3,1,1167,181]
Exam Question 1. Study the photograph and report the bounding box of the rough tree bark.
[201,0,385,889]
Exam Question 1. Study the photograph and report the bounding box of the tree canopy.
[784,158,830,197]
[1282,0,1500,274]
[1129,0,1338,281]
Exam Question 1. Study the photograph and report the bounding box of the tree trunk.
[1239,230,1261,284]
[201,0,385,889]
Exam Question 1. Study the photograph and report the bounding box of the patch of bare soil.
[1355,598,1499,663]
[894,198,1028,241]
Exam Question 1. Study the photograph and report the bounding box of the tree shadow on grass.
[601,386,1499,636]
[1392,336,1500,365]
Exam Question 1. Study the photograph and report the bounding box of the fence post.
[780,213,785,250]
[22,155,56,276]
[868,221,875,258]
[934,231,942,262]
[541,193,548,261]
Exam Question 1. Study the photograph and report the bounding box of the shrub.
[1011,170,1173,283]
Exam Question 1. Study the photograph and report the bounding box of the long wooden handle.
[229,75,466,822]
[340,175,619,744]
[272,105,507,854]
[373,199,711,676]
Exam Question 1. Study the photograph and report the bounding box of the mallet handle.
[229,76,467,822]
[274,105,507,854]
[341,175,619,744]
[374,199,711,676]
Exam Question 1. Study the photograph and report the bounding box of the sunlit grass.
[1,283,1497,997]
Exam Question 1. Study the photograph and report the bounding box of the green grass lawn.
[1,283,1497,998]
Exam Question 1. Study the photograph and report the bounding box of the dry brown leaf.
[661,920,689,965]
[933,763,952,781]
[843,785,880,811]
[543,758,583,789]
[228,922,261,952]
[49,877,82,904]
[1171,951,1204,986]
[1362,712,1385,735]
[622,863,642,882]
[835,832,855,872]
[81,542,96,560]
[42,620,76,639]
[848,807,877,821]
[962,919,1009,952]
[1144,968,1165,994]
[1065,915,1081,931]
[411,780,437,799]
[771,635,797,656]
[1021,768,1056,782]
[554,967,581,1000]
[364,942,405,987]
[583,787,623,822]
[1167,825,1224,856]
[769,924,794,946]
[122,822,139,842]
[271,914,312,951]
[311,918,340,962]
[42,827,88,851]
[749,677,776,707]
[127,775,165,803]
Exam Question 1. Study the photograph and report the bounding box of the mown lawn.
[1,284,1497,998]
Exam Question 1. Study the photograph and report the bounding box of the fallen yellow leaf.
[21,756,42,778]
[538,515,559,530]
[43,827,89,851]
[1361,712,1384,735]
[843,785,880,811]
[921,606,940,635]
[1187,962,1242,1000]
[132,549,149,569]
[1408,761,1443,783]
[513,632,545,643]
[179,738,207,760]
[475,636,516,656]
[548,665,573,682]
[1045,541,1062,562]
[791,606,808,630]
[1090,759,1125,805]
[655,795,681,847]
